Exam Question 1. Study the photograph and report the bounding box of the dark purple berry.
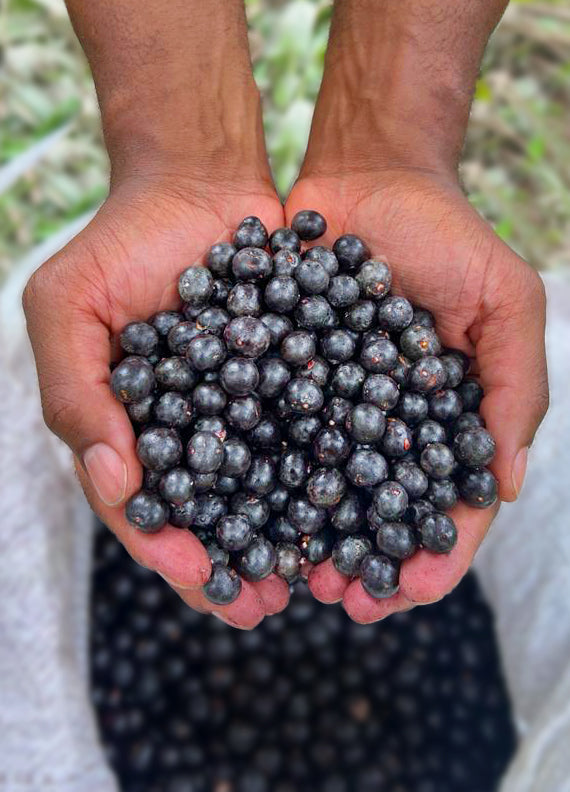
[126,491,168,532]
[291,209,327,241]
[418,513,457,553]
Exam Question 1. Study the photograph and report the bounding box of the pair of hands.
[23,141,548,628]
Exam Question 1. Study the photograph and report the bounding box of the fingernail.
[512,447,528,498]
[83,443,127,506]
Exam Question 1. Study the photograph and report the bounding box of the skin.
[24,0,548,627]
[286,0,548,623]
[23,0,288,629]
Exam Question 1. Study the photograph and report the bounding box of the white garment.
[0,229,568,790]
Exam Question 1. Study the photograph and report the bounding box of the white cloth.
[0,239,569,790]
[474,271,570,792]
[0,220,118,792]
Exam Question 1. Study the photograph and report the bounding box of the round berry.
[137,427,183,471]
[356,258,392,300]
[426,478,459,511]
[456,468,498,509]
[238,536,276,582]
[126,491,168,532]
[186,431,224,473]
[281,331,316,366]
[120,321,159,356]
[150,310,183,338]
[295,260,330,294]
[291,209,327,241]
[111,357,155,404]
[415,419,447,450]
[344,301,376,332]
[313,427,351,466]
[396,392,429,425]
[169,497,198,528]
[155,356,196,392]
[457,378,484,411]
[243,455,277,497]
[321,329,356,364]
[409,356,447,393]
[303,246,339,276]
[288,415,322,447]
[203,564,242,605]
[420,442,456,480]
[381,417,413,458]
[216,514,254,552]
[269,227,301,254]
[453,428,496,468]
[307,468,346,507]
[375,522,418,560]
[232,247,273,281]
[392,459,428,499]
[154,392,193,428]
[225,395,262,430]
[359,554,399,599]
[327,275,360,308]
[178,266,214,306]
[227,282,263,316]
[264,276,300,313]
[377,296,413,331]
[333,234,370,270]
[167,322,202,355]
[193,383,227,415]
[285,379,324,414]
[360,338,399,373]
[279,449,311,490]
[220,358,259,396]
[362,374,399,411]
[345,403,386,443]
[331,362,366,398]
[428,389,463,422]
[332,535,373,577]
[373,481,408,520]
[233,216,268,249]
[224,316,271,358]
[219,438,251,478]
[345,449,388,488]
[400,324,442,360]
[127,394,155,424]
[231,493,270,530]
[272,249,302,277]
[260,312,294,346]
[331,491,365,534]
[418,513,457,553]
[195,306,230,336]
[275,543,302,583]
[296,356,330,386]
[206,242,236,277]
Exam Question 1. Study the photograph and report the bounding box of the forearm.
[65,0,267,182]
[304,0,509,177]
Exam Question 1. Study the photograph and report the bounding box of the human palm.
[286,170,548,623]
[24,177,288,628]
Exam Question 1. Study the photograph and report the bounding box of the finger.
[342,582,413,624]
[175,579,265,630]
[252,574,291,615]
[475,263,548,501]
[23,255,140,510]
[399,500,500,604]
[76,462,211,588]
[308,558,351,603]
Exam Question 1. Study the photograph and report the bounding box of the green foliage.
[1,0,569,278]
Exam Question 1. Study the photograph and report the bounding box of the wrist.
[301,0,505,182]
[103,79,273,189]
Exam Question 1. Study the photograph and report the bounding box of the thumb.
[475,264,548,502]
[23,263,140,508]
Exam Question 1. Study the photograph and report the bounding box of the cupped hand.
[23,173,288,629]
[286,169,548,623]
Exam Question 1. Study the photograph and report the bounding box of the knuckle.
[40,382,80,441]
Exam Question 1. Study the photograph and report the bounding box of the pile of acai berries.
[111,211,497,607]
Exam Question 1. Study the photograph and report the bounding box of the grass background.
[1,0,569,279]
